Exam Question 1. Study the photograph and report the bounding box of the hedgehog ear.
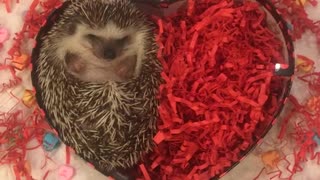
[65,52,86,73]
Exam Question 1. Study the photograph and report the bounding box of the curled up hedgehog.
[31,0,162,179]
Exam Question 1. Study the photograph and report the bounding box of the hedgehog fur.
[31,0,162,177]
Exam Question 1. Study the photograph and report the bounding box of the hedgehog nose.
[103,48,116,60]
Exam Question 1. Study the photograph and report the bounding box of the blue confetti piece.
[286,22,293,31]
[313,133,320,146]
[43,132,60,151]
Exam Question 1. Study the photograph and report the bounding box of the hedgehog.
[31,0,162,179]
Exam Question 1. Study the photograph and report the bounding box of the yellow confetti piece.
[24,161,31,175]
[296,55,314,73]
[22,89,36,108]
[14,161,32,178]
[11,54,30,71]
[306,96,320,112]
[261,150,281,168]
[296,0,308,5]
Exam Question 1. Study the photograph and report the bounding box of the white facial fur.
[55,21,147,83]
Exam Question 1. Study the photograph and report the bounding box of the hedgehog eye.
[116,35,130,45]
[121,35,129,41]
[85,34,99,42]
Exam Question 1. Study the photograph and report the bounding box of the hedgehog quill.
[31,0,162,179]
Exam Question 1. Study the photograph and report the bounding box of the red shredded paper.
[137,0,286,179]
[0,109,52,176]
[0,0,62,179]
[271,0,320,175]
[271,0,320,45]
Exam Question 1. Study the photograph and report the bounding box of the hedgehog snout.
[84,34,129,62]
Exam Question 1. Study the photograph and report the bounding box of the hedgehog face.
[57,21,146,83]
